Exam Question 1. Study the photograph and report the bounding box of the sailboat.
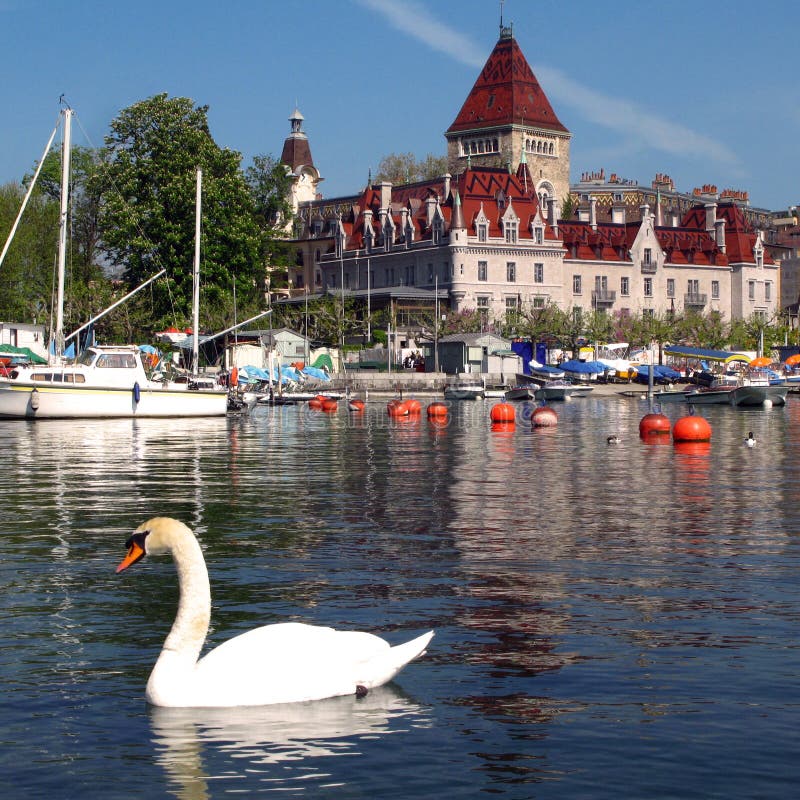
[0,108,228,419]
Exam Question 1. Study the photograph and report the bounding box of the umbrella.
[785,354,800,366]
[749,356,771,367]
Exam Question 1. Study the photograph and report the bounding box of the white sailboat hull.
[0,379,227,419]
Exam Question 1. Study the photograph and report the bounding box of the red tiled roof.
[447,34,568,134]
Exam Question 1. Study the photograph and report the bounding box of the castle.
[277,24,778,336]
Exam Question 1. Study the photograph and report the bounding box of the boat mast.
[54,107,73,362]
[192,168,202,375]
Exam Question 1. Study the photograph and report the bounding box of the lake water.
[2,395,800,798]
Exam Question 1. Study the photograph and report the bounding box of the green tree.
[94,94,264,333]
[375,152,448,185]
[676,310,729,349]
[0,182,58,324]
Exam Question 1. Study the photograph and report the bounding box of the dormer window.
[477,222,488,242]
[534,225,544,244]
[432,218,442,244]
[504,220,518,244]
[364,229,373,254]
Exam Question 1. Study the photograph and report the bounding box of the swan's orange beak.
[116,540,145,573]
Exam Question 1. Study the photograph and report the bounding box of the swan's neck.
[149,533,211,700]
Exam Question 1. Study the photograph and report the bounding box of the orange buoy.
[230,366,238,386]
[405,398,422,415]
[490,402,516,423]
[348,399,365,412]
[308,397,323,410]
[427,401,449,419]
[491,421,515,434]
[639,412,671,438]
[532,406,558,427]
[321,397,338,412]
[387,400,409,417]
[673,414,712,442]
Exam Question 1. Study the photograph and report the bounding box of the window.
[534,263,544,283]
[432,219,442,245]
[478,261,487,281]
[477,296,490,324]
[666,279,675,298]
[505,296,518,323]
[573,274,582,294]
[534,226,543,244]
[620,276,630,296]
[533,296,545,309]
[504,222,518,244]
[748,281,755,300]
[643,308,655,317]
[765,281,772,301]
[711,280,720,299]
[644,277,653,297]
[688,279,699,295]
[506,262,516,282]
[477,222,488,242]
[643,248,652,266]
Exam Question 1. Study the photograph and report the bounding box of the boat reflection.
[150,685,430,797]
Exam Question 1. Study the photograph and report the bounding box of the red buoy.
[387,400,409,417]
[308,397,323,410]
[405,398,422,415]
[673,414,712,442]
[321,397,338,412]
[532,406,558,427]
[348,399,365,412]
[639,412,671,438]
[491,421,515,434]
[427,401,449,419]
[490,402,516,423]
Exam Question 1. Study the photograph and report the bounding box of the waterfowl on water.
[607,435,622,445]
[745,432,756,447]
[116,517,433,708]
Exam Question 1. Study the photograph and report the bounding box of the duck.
[745,432,756,447]
[116,517,434,708]
[607,435,622,445]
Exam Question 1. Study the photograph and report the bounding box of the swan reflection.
[150,685,430,796]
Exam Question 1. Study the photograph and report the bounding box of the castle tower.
[279,107,323,223]
[445,25,571,207]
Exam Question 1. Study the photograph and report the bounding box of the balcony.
[684,292,707,308]
[592,289,617,306]
[640,259,657,274]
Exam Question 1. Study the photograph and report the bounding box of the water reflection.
[150,685,430,798]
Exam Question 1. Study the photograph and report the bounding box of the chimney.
[611,205,626,224]
[547,198,559,237]
[379,181,392,213]
[589,196,597,231]
[670,208,680,227]
[714,218,726,252]
[705,201,717,232]
[443,173,451,201]
[640,203,651,222]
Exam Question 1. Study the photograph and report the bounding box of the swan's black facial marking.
[124,530,150,552]
[355,685,368,698]
[116,530,150,573]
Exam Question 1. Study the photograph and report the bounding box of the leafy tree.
[0,182,58,324]
[375,152,449,185]
[94,94,264,333]
[676,310,729,349]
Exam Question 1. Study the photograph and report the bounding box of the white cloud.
[355,0,485,68]
[358,0,740,169]
[535,66,739,168]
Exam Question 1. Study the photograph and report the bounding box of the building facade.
[278,25,778,331]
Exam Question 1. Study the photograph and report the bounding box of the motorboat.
[443,382,485,400]
[534,380,594,401]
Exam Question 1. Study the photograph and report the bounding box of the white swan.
[745,432,756,447]
[116,517,434,708]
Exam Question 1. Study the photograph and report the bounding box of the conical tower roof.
[280,107,315,173]
[447,29,568,134]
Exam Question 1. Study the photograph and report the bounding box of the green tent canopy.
[0,345,47,364]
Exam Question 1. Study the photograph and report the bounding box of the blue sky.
[2,0,798,212]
